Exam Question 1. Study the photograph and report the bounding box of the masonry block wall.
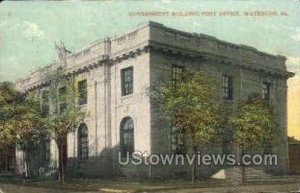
[15,21,293,179]
[289,142,300,175]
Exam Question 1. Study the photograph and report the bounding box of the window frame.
[41,90,50,117]
[222,75,233,100]
[120,117,134,158]
[59,86,67,114]
[171,126,186,155]
[78,123,89,160]
[121,66,134,96]
[262,82,272,101]
[44,135,51,162]
[7,156,15,170]
[78,79,87,106]
[172,65,185,88]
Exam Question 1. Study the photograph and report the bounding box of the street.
[1,182,300,193]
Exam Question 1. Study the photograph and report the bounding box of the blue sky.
[0,0,299,137]
[0,0,299,81]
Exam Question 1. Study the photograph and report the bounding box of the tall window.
[7,157,15,170]
[262,82,271,101]
[222,75,233,100]
[172,65,184,87]
[78,80,87,105]
[120,117,134,158]
[78,123,88,160]
[171,126,186,154]
[44,134,51,162]
[59,87,67,113]
[121,67,133,96]
[41,90,49,117]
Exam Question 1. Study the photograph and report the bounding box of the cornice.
[17,56,109,92]
[148,40,294,79]
[65,55,109,76]
[18,39,294,93]
[149,40,199,58]
[110,41,149,63]
[149,21,286,61]
[201,54,294,79]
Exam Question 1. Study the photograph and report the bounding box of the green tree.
[153,71,220,183]
[0,82,43,177]
[229,94,277,182]
[43,68,85,183]
[0,82,17,145]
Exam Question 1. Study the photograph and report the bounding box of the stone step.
[0,170,15,176]
[211,167,273,182]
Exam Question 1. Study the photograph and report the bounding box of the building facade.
[288,139,300,175]
[15,21,293,179]
[0,144,16,176]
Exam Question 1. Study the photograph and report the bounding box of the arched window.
[120,117,134,158]
[44,134,51,162]
[78,123,88,160]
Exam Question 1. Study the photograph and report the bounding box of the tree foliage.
[229,94,278,150]
[43,68,84,139]
[154,71,220,149]
[42,67,85,183]
[153,71,221,183]
[0,81,43,177]
[0,82,43,148]
[0,82,17,145]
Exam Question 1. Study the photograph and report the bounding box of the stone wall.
[13,21,292,179]
[148,22,290,177]
[289,142,300,175]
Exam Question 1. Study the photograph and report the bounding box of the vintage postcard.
[0,0,299,192]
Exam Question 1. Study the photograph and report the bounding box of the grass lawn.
[0,183,83,193]
[0,177,300,193]
[0,178,230,193]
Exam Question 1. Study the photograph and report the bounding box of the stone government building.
[14,21,294,179]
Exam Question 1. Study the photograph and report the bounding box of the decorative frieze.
[16,21,293,92]
[116,36,126,45]
[128,31,137,40]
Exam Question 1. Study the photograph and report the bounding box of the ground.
[0,177,300,193]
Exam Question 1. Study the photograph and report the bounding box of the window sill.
[79,104,88,108]
[222,98,235,105]
[121,93,134,99]
[78,158,89,163]
[223,98,234,101]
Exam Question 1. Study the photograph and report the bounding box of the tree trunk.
[191,161,195,184]
[57,136,67,184]
[23,150,28,178]
[23,147,31,178]
[26,149,31,178]
[148,162,152,179]
[241,148,245,184]
[57,139,65,184]
[237,143,245,184]
[191,145,197,184]
[60,145,65,184]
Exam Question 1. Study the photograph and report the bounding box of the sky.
[0,0,299,139]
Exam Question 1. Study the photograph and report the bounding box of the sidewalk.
[145,183,300,193]
[0,176,300,193]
